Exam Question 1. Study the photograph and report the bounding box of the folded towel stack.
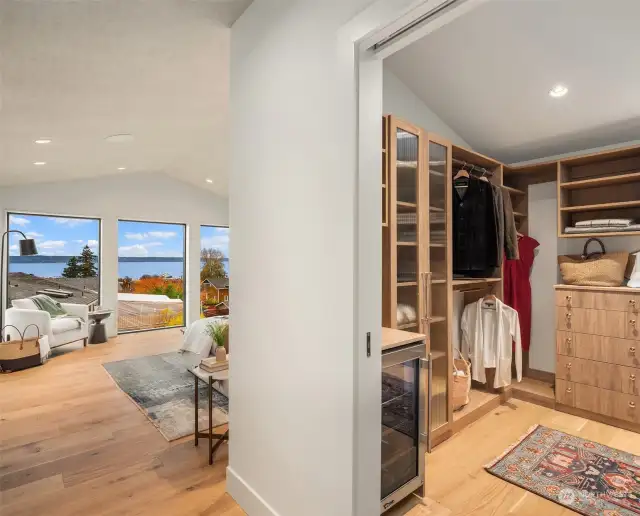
[565,218,639,234]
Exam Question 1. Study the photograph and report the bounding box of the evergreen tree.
[62,256,81,278]
[79,245,98,278]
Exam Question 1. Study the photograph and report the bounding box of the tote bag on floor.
[0,324,41,373]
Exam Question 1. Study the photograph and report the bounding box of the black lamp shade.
[19,239,38,256]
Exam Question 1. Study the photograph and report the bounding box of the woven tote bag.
[0,324,41,373]
[558,238,629,287]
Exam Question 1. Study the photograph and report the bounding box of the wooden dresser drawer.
[555,379,574,407]
[556,330,574,356]
[573,333,640,368]
[556,355,640,395]
[556,307,628,338]
[574,383,640,424]
[555,289,638,312]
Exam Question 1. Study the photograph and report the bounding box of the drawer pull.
[629,401,636,409]
[566,295,572,308]
[631,319,637,327]
[566,363,572,370]
[566,338,572,352]
[630,299,638,310]
[630,375,636,381]
[566,387,572,393]
[630,347,637,355]
[565,313,572,321]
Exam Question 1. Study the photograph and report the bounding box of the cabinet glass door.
[427,137,451,432]
[381,358,420,500]
[395,126,421,331]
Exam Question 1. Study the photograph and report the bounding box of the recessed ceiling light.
[549,84,568,98]
[206,178,213,184]
[105,134,134,143]
[34,162,46,166]
[118,167,126,171]
[35,138,52,144]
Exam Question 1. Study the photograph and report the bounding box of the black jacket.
[452,177,498,276]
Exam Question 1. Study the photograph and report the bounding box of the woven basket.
[452,350,471,411]
[558,238,629,287]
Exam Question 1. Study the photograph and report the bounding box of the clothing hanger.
[453,162,470,181]
[478,168,490,183]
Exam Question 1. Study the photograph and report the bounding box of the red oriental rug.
[486,425,640,515]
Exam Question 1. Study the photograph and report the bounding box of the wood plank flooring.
[1,331,639,515]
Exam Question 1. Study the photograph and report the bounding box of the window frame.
[116,218,187,334]
[5,211,103,310]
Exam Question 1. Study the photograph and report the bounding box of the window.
[200,225,229,317]
[117,220,186,332]
[6,213,101,309]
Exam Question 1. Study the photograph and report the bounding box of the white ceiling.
[385,0,640,163]
[0,0,252,195]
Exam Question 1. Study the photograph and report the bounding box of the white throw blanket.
[180,317,227,357]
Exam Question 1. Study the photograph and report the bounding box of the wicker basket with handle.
[452,349,471,411]
[558,238,629,287]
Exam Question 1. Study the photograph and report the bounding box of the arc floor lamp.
[1,230,38,336]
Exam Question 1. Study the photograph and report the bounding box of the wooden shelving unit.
[556,144,640,237]
[560,199,640,212]
[452,277,501,289]
[560,170,640,190]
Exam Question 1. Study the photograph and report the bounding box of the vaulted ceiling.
[385,0,640,163]
[0,0,252,196]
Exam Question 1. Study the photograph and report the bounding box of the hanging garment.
[461,298,522,388]
[502,187,519,260]
[452,177,498,276]
[504,235,540,352]
[491,184,504,268]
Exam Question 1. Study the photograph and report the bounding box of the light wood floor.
[2,332,639,516]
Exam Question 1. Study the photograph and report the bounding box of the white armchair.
[5,299,89,349]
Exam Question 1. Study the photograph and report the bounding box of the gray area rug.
[103,351,228,441]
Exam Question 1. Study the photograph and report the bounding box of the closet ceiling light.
[35,138,52,144]
[206,178,213,184]
[549,84,568,98]
[34,162,46,166]
[118,167,126,170]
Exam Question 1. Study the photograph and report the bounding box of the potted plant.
[205,322,228,363]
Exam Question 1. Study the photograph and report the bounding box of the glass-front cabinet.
[382,116,453,450]
[425,135,452,437]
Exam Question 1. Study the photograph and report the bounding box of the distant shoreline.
[10,256,228,263]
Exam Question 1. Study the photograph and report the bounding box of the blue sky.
[201,225,229,259]
[8,213,99,256]
[8,214,229,259]
[117,220,185,258]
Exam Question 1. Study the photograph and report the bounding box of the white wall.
[228,1,406,515]
[383,66,471,148]
[528,182,559,373]
[0,172,228,337]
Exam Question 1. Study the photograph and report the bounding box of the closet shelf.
[429,169,445,178]
[429,243,446,248]
[432,278,447,285]
[429,206,444,213]
[452,278,501,289]
[397,241,417,246]
[431,351,447,360]
[502,185,525,196]
[397,201,417,208]
[560,199,640,213]
[560,170,640,190]
[397,282,417,287]
[397,322,418,330]
[430,316,447,323]
[513,212,527,218]
[562,230,640,238]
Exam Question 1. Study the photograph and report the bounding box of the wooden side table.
[189,366,229,465]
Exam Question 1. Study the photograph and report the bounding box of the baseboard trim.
[226,466,281,516]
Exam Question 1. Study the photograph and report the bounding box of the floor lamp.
[1,230,38,337]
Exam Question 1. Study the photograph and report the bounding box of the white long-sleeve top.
[461,298,522,388]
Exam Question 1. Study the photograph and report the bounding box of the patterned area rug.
[486,425,640,515]
[103,351,228,441]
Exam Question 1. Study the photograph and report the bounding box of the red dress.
[504,235,539,352]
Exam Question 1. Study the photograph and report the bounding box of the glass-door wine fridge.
[381,342,430,513]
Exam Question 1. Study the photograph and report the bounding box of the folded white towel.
[575,218,633,228]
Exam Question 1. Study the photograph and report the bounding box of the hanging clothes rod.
[452,158,494,177]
